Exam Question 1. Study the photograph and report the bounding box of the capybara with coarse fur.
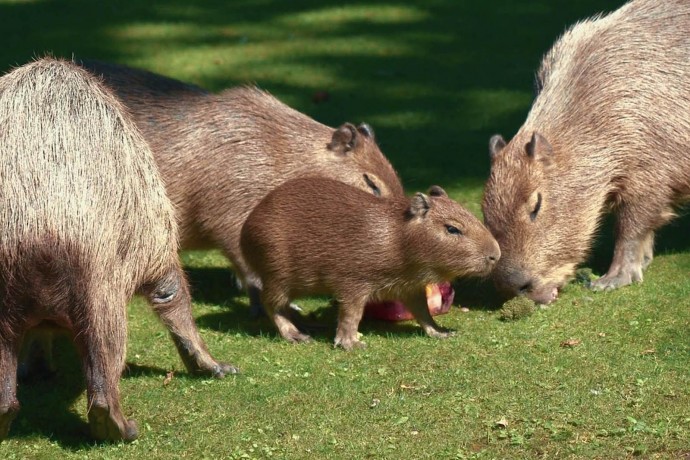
[240,178,500,350]
[0,58,235,443]
[482,0,690,304]
[79,60,405,313]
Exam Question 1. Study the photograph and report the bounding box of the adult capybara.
[482,0,690,304]
[0,58,235,443]
[78,60,405,312]
[240,178,500,350]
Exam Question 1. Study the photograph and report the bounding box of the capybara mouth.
[526,285,559,305]
[363,282,455,322]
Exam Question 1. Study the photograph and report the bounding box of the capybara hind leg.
[148,268,238,377]
[0,339,20,440]
[334,295,368,351]
[402,291,454,339]
[262,290,311,343]
[74,296,137,442]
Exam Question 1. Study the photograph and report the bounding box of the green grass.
[1,1,689,458]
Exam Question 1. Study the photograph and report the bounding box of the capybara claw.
[334,337,367,351]
[88,405,138,442]
[590,269,640,291]
[212,362,240,378]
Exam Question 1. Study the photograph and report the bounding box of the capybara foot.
[283,330,312,344]
[185,359,239,378]
[0,403,20,440]
[424,327,455,339]
[591,267,642,291]
[334,335,367,351]
[210,362,240,378]
[88,403,138,442]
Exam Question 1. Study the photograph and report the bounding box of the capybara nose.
[493,266,534,299]
[485,241,501,265]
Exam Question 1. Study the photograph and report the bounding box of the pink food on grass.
[363,282,455,321]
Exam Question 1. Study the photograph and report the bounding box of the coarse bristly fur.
[0,57,235,444]
[482,0,690,304]
[78,60,405,314]
[240,177,500,350]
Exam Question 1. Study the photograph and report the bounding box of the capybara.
[240,178,500,350]
[482,0,690,304]
[78,60,405,313]
[0,58,235,443]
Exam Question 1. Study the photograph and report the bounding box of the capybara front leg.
[0,338,20,440]
[149,268,238,377]
[334,295,368,351]
[641,231,655,270]
[402,291,454,339]
[74,299,138,442]
[591,229,652,291]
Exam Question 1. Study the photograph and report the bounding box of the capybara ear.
[489,134,506,159]
[427,185,447,197]
[408,192,431,217]
[525,132,553,164]
[357,123,375,140]
[328,123,358,154]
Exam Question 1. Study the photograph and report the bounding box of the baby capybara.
[240,178,500,350]
[482,0,690,304]
[0,58,234,443]
[78,60,405,313]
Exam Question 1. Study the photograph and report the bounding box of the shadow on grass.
[10,337,94,450]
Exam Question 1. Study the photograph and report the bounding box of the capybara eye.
[363,174,381,197]
[529,193,542,222]
[445,224,462,235]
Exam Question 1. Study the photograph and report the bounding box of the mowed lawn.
[1,1,689,459]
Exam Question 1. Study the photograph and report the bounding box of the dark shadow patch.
[185,266,242,306]
[9,337,96,450]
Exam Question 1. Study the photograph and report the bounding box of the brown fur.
[78,60,405,311]
[0,58,235,443]
[482,0,690,303]
[240,178,500,350]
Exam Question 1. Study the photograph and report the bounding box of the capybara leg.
[641,231,655,270]
[592,229,652,291]
[0,339,20,440]
[334,295,368,351]
[261,289,311,343]
[403,291,454,339]
[249,284,303,319]
[75,298,138,442]
[248,285,266,318]
[149,268,238,377]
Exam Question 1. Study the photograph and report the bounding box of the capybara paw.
[591,269,641,291]
[284,331,312,343]
[0,403,20,440]
[88,404,138,442]
[211,362,240,378]
[425,328,455,339]
[334,336,367,351]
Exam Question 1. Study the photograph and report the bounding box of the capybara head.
[405,186,500,280]
[325,121,404,198]
[482,132,599,304]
